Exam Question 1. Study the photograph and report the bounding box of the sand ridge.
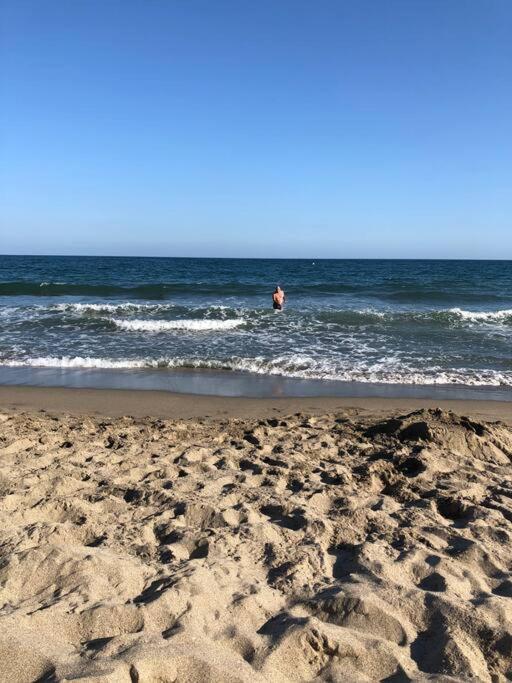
[0,407,512,681]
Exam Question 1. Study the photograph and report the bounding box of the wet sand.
[0,384,511,423]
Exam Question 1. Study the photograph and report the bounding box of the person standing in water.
[272,285,286,310]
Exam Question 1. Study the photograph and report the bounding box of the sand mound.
[1,407,511,681]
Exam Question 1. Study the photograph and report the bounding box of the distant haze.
[1,1,511,258]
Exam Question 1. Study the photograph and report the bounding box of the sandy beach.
[0,389,511,681]
[4,0,512,677]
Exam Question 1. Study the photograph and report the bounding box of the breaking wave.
[8,303,512,329]
[447,308,512,323]
[110,318,245,332]
[2,255,512,394]
[2,354,511,386]
[50,302,178,314]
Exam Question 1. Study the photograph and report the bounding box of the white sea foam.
[51,302,176,313]
[210,355,512,386]
[7,303,512,329]
[448,308,512,323]
[48,302,248,318]
[110,318,245,332]
[2,356,149,369]
[0,307,18,317]
[2,354,512,386]
[346,308,512,325]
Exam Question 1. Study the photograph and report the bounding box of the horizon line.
[2,253,512,262]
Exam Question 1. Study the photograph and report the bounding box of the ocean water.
[1,255,512,394]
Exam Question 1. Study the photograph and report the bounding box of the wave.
[2,354,511,386]
[50,302,178,314]
[3,299,512,333]
[447,308,512,323]
[317,307,512,327]
[2,279,511,304]
[110,318,245,332]
[0,281,195,299]
[0,281,268,298]
[50,302,246,317]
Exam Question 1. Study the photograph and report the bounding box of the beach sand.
[0,388,511,681]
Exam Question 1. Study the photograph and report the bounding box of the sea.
[1,255,512,399]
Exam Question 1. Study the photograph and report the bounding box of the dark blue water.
[1,255,512,393]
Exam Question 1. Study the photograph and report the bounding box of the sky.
[1,1,511,259]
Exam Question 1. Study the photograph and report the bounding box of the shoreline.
[1,365,512,404]
[0,384,510,423]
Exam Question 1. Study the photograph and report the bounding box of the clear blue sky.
[1,1,511,258]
